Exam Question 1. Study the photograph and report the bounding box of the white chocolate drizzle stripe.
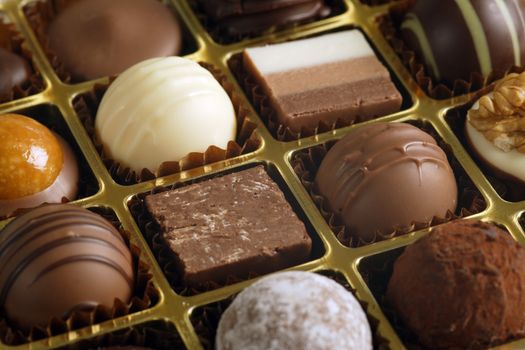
[400,13,440,80]
[455,0,492,77]
[495,0,521,66]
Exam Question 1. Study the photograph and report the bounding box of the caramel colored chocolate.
[387,220,525,349]
[48,0,182,81]
[243,30,402,132]
[0,47,30,96]
[315,123,457,241]
[145,166,312,286]
[200,0,330,36]
[0,114,79,217]
[0,204,134,331]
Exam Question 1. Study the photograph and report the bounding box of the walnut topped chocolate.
[468,72,525,153]
[466,72,525,188]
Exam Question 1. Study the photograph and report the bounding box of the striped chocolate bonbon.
[0,204,134,330]
[401,0,525,84]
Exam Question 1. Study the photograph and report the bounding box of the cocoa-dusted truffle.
[145,166,311,287]
[315,122,457,241]
[0,47,30,96]
[401,0,525,85]
[0,114,79,217]
[216,271,372,350]
[48,0,181,81]
[0,204,134,330]
[386,220,525,349]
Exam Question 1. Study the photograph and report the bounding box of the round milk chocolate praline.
[95,57,237,175]
[0,204,134,330]
[0,114,79,217]
[401,0,525,85]
[0,47,30,96]
[216,271,372,350]
[315,122,457,242]
[386,220,525,349]
[48,0,182,81]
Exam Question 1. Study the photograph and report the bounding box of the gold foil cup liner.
[0,105,99,220]
[291,120,486,247]
[0,207,159,346]
[73,63,261,186]
[129,163,323,296]
[358,222,521,349]
[54,320,183,350]
[187,0,346,45]
[190,270,390,350]
[378,1,509,99]
[0,20,44,103]
[445,76,525,202]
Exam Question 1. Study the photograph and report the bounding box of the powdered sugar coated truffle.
[216,271,372,350]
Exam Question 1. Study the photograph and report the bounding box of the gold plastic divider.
[1,0,525,349]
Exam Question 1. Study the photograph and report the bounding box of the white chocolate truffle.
[95,57,236,173]
[216,271,372,350]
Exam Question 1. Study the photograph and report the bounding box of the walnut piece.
[468,72,525,153]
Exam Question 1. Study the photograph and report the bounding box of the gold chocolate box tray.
[0,0,524,349]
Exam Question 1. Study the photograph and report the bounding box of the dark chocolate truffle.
[216,271,372,350]
[386,220,525,349]
[315,123,457,241]
[401,0,525,85]
[48,0,182,81]
[0,47,30,96]
[199,0,330,37]
[0,204,134,330]
[145,166,312,287]
[0,114,79,217]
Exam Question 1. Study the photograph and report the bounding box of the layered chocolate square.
[242,30,403,132]
[144,166,312,287]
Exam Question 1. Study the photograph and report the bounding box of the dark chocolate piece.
[0,204,134,331]
[401,0,525,85]
[145,166,312,286]
[315,123,457,241]
[48,0,182,81]
[0,47,30,96]
[387,220,525,349]
[199,0,330,36]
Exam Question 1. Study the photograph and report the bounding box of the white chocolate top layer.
[467,98,525,182]
[244,30,375,75]
[95,57,236,174]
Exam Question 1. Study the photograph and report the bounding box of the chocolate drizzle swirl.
[315,123,458,241]
[0,204,135,331]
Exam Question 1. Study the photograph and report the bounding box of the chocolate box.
[0,0,524,349]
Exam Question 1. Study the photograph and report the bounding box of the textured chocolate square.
[145,166,312,286]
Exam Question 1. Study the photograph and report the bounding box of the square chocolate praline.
[144,166,312,287]
[233,30,404,139]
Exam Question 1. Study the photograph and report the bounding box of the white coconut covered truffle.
[216,271,372,350]
[95,56,236,174]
